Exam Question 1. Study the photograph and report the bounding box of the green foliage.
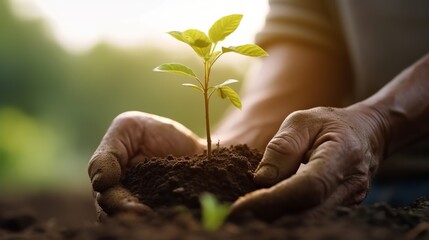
[209,14,243,43]
[182,83,203,93]
[154,14,267,158]
[154,63,197,78]
[222,44,269,57]
[215,85,242,109]
[200,192,230,231]
[0,108,72,187]
[157,14,268,111]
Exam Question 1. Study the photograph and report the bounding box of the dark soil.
[122,145,262,209]
[1,194,429,240]
[1,145,428,239]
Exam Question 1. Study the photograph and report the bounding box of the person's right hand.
[230,105,389,220]
[88,111,204,220]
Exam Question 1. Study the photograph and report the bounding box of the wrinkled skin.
[230,105,388,220]
[88,111,204,220]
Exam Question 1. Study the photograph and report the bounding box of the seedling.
[154,14,268,160]
[199,192,230,231]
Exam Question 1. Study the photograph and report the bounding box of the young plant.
[199,192,230,231]
[154,14,268,160]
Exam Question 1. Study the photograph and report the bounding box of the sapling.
[199,192,230,231]
[154,14,268,160]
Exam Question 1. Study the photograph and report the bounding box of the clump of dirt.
[122,145,262,209]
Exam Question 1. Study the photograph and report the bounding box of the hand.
[231,105,389,220]
[88,111,204,220]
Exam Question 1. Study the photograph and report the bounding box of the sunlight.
[10,0,268,53]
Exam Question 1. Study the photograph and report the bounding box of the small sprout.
[200,192,230,231]
[154,14,268,160]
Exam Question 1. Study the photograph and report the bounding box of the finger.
[94,199,109,222]
[254,111,322,186]
[89,152,122,193]
[296,175,369,219]
[232,141,344,220]
[231,174,331,221]
[88,112,145,192]
[97,185,152,215]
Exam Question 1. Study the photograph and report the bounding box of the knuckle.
[295,173,331,206]
[284,110,311,126]
[345,175,370,205]
[356,177,370,195]
[88,152,121,192]
[266,133,300,157]
[344,144,375,177]
[113,111,146,128]
[89,152,119,175]
[284,107,330,126]
[346,146,363,166]
[281,109,322,136]
[306,173,330,204]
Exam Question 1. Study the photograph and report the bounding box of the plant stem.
[203,62,212,160]
[204,90,211,160]
[204,61,212,160]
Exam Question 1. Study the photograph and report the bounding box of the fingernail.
[255,164,279,181]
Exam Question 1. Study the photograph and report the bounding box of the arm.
[214,0,350,150]
[215,43,350,151]
[356,53,429,155]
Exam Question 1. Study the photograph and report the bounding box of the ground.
[1,192,428,240]
[1,147,428,240]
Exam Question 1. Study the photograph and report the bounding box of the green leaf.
[217,79,239,87]
[182,83,203,93]
[200,193,230,232]
[153,63,197,78]
[183,29,212,58]
[216,86,242,109]
[222,44,268,57]
[167,31,187,44]
[209,14,243,43]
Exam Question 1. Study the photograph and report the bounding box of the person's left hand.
[230,105,389,220]
[88,111,204,220]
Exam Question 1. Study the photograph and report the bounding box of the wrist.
[347,102,391,160]
[351,54,429,156]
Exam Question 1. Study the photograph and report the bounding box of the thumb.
[254,112,319,186]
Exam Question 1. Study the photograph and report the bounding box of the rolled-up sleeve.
[256,0,343,52]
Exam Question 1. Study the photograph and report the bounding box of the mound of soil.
[122,145,262,209]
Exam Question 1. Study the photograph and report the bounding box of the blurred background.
[0,0,268,193]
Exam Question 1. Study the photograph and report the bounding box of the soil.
[122,144,262,209]
[1,145,428,239]
[1,194,429,240]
